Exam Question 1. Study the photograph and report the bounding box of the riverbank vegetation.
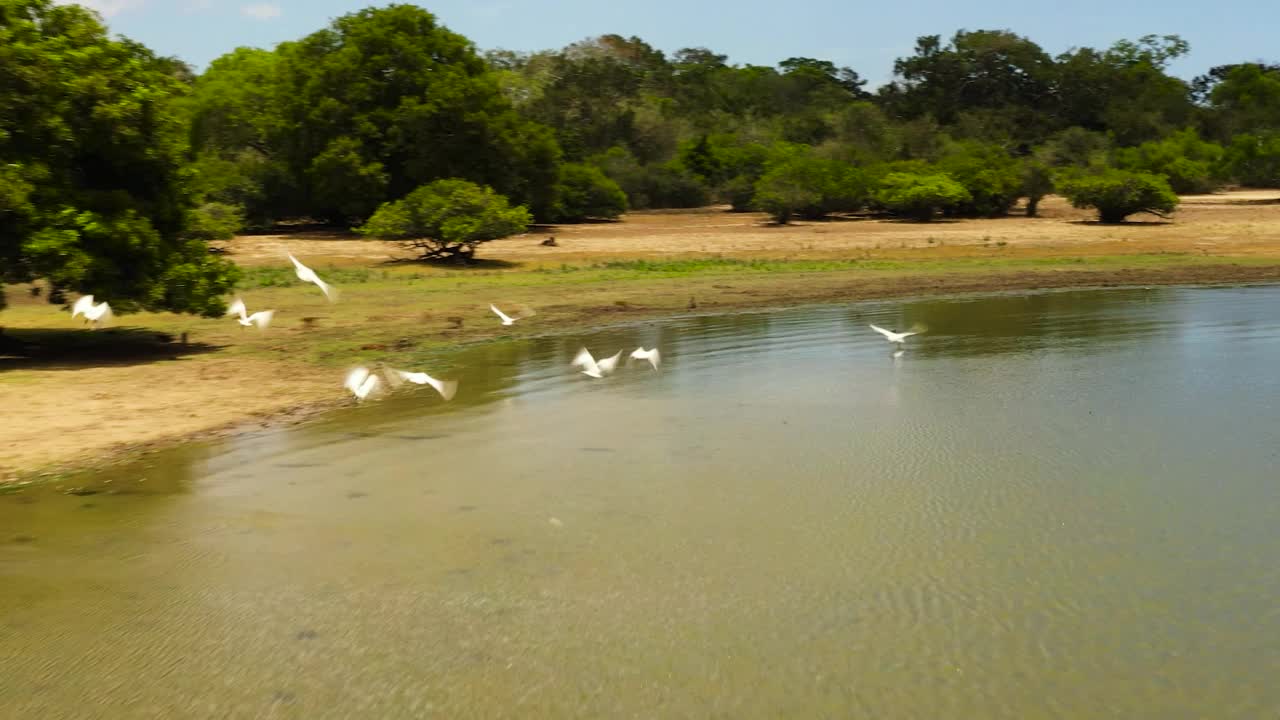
[5,0,1280,318]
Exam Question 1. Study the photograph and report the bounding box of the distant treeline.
[3,1,1279,312]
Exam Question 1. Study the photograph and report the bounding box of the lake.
[4,285,1280,718]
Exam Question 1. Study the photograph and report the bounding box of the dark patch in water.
[390,434,450,441]
[295,629,318,641]
[490,538,513,546]
[67,488,99,497]
[580,447,616,453]
[80,503,97,509]
[457,505,478,512]
[446,567,473,576]
[346,491,368,499]
[271,690,296,704]
[11,535,36,544]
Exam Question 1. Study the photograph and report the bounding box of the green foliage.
[0,0,237,316]
[554,164,627,221]
[358,179,531,261]
[1040,127,1111,169]
[1019,160,1055,217]
[189,5,562,224]
[752,154,864,222]
[1112,129,1225,193]
[307,137,389,223]
[590,147,710,209]
[1219,133,1280,187]
[1057,169,1179,223]
[874,173,972,221]
[935,142,1022,216]
[1207,64,1280,137]
[184,203,246,241]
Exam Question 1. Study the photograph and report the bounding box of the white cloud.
[241,3,282,20]
[53,0,147,17]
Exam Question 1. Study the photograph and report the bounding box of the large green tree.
[0,0,237,314]
[190,4,561,224]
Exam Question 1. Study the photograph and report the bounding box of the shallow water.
[4,285,1280,718]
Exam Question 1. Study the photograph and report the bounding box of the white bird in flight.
[71,295,112,328]
[630,347,661,370]
[571,347,623,378]
[384,368,458,401]
[869,324,921,345]
[288,253,336,302]
[225,298,274,329]
[344,367,381,401]
[490,303,534,326]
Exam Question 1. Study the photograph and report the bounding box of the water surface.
[4,285,1280,718]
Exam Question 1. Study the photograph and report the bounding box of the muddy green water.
[4,286,1280,718]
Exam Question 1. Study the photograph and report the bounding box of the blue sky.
[66,0,1279,84]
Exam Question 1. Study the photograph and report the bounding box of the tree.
[1207,64,1280,137]
[554,164,627,221]
[0,0,237,315]
[1112,128,1224,193]
[1019,159,1055,217]
[184,203,246,242]
[752,154,864,223]
[1219,133,1280,187]
[874,173,971,221]
[1057,169,1179,223]
[358,179,531,261]
[935,142,1023,216]
[190,5,563,223]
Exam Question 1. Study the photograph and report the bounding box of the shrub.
[1056,169,1179,223]
[1218,133,1280,187]
[874,173,972,221]
[554,164,627,221]
[183,202,246,241]
[1112,129,1225,193]
[358,179,531,261]
[752,155,865,223]
[935,143,1023,217]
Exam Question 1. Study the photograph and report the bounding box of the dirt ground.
[6,191,1280,482]
[220,193,1280,267]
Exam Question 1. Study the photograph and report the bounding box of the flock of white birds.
[69,252,925,404]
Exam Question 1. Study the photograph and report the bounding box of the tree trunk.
[1026,196,1040,217]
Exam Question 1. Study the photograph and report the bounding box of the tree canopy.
[1,0,237,314]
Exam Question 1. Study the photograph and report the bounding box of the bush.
[1020,159,1055,217]
[752,155,865,223]
[1219,133,1280,187]
[184,202,246,241]
[1057,169,1179,223]
[1112,129,1225,193]
[935,143,1023,217]
[590,148,711,209]
[358,179,531,261]
[554,164,627,221]
[725,175,758,212]
[874,173,972,221]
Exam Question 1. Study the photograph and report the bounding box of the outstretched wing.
[226,298,247,320]
[72,295,94,318]
[869,324,896,340]
[424,375,458,401]
[596,350,623,374]
[247,310,273,329]
[490,304,514,324]
[344,367,371,394]
[571,347,600,375]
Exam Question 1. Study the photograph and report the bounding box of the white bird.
[869,324,920,345]
[630,347,661,370]
[288,253,336,302]
[71,295,112,328]
[490,303,535,326]
[344,366,381,401]
[225,297,274,329]
[385,368,458,401]
[571,347,622,378]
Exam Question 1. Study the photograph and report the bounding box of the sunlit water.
[4,285,1280,718]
